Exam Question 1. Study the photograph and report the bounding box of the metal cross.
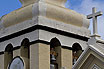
[87,7,103,35]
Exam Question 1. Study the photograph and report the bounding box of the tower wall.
[0,0,91,69]
[0,54,4,69]
[30,43,50,69]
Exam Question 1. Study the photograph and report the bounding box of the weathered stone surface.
[0,30,39,51]
[0,1,89,32]
[61,48,72,69]
[0,0,92,69]
[19,0,67,7]
[73,43,104,69]
[0,54,4,69]
[30,43,50,69]
[13,49,21,57]
[0,0,90,52]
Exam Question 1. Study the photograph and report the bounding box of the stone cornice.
[19,0,67,7]
[0,1,90,29]
[0,1,90,41]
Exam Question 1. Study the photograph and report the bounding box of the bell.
[73,58,77,64]
[50,64,55,69]
[51,55,56,61]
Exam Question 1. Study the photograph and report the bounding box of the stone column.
[30,43,50,69]
[13,48,21,57]
[61,48,72,69]
[0,54,4,69]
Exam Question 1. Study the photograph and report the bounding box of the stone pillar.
[55,46,72,69]
[61,48,72,69]
[13,48,21,57]
[0,54,4,69]
[30,43,50,69]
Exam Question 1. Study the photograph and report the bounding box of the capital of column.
[19,0,67,7]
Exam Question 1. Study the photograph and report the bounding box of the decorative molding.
[91,64,101,69]
[0,25,89,43]
[61,46,72,50]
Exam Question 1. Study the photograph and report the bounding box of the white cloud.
[66,0,104,39]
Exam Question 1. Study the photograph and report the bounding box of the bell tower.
[0,0,90,69]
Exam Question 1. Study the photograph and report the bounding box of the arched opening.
[50,37,61,69]
[20,38,30,69]
[21,38,30,48]
[4,43,13,69]
[72,43,83,65]
[50,37,61,48]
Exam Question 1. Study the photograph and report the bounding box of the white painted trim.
[89,45,104,58]
[72,45,89,69]
[73,44,104,69]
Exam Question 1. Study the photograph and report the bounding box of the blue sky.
[66,0,104,39]
[0,0,104,39]
[0,0,22,17]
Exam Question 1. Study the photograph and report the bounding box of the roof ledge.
[0,1,90,29]
[88,35,104,45]
[19,0,67,7]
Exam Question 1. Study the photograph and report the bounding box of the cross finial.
[87,7,103,37]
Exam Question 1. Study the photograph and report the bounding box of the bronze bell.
[51,55,56,61]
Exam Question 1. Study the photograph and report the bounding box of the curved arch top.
[50,37,61,48]
[72,43,82,52]
[21,38,30,47]
[5,43,13,52]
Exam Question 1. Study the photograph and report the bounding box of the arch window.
[72,43,83,65]
[20,38,30,69]
[50,38,61,69]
